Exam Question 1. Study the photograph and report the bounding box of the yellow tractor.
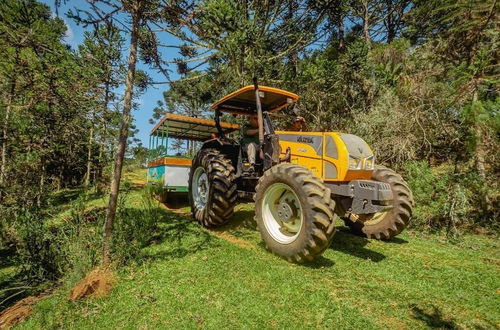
[189,81,413,263]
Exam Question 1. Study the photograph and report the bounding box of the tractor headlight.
[364,156,375,170]
[348,156,362,170]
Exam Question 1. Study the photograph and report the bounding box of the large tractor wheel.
[343,165,413,240]
[254,164,337,263]
[189,148,237,228]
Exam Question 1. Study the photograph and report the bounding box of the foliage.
[1,182,164,309]
[405,162,466,235]
[112,184,163,265]
[0,0,121,210]
[0,0,498,314]
[405,161,499,235]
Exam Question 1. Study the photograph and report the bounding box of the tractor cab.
[209,84,299,176]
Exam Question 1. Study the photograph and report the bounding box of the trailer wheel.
[189,148,237,228]
[343,166,413,239]
[254,164,337,263]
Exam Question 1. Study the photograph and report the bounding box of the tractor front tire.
[343,166,413,239]
[255,164,337,263]
[189,148,237,228]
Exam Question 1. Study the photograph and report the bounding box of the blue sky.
[41,0,184,148]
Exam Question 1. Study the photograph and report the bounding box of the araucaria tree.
[71,0,194,264]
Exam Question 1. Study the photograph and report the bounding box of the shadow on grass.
[0,248,15,268]
[138,208,217,261]
[208,209,258,241]
[384,237,409,244]
[0,264,33,312]
[149,204,390,266]
[410,304,458,329]
[48,188,104,209]
[302,256,335,268]
[253,241,336,268]
[223,210,257,231]
[330,229,386,262]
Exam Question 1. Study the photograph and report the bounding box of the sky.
[41,0,184,149]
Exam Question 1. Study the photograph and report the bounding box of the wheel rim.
[261,183,303,244]
[192,167,209,210]
[349,206,390,225]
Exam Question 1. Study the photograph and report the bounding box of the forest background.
[0,0,498,314]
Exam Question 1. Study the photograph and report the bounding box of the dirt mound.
[0,296,40,329]
[69,268,116,301]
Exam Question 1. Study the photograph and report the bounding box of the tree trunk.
[0,76,16,200]
[96,124,107,192]
[338,17,345,51]
[95,74,111,193]
[472,89,492,213]
[84,119,94,188]
[102,10,140,265]
[286,2,298,80]
[385,0,395,43]
[473,90,486,180]
[37,166,45,208]
[363,0,371,45]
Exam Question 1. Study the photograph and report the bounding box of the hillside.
[10,170,499,329]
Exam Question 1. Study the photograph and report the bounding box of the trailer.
[147,113,240,203]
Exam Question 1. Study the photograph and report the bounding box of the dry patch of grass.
[0,294,47,329]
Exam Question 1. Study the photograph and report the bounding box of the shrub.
[13,195,103,285]
[404,161,497,236]
[15,209,67,283]
[112,185,162,265]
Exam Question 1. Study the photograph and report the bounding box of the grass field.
[14,169,500,329]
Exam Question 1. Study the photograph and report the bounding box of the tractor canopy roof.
[210,85,299,116]
[150,113,240,141]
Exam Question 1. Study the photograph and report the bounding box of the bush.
[13,196,103,285]
[112,185,162,265]
[404,161,497,236]
[15,210,64,282]
[1,185,165,307]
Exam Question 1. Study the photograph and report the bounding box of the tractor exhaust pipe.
[253,77,265,145]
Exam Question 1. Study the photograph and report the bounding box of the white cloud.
[50,12,74,45]
[62,19,74,43]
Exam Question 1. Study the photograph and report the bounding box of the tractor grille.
[359,181,390,191]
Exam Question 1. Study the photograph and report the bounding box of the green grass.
[44,167,147,224]
[13,169,500,329]
[18,210,499,328]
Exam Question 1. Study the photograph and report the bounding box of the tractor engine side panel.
[276,131,373,182]
[276,131,323,178]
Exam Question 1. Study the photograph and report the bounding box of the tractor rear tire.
[254,164,337,263]
[189,148,237,228]
[343,165,413,239]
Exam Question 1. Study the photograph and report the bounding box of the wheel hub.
[197,174,208,202]
[192,167,209,209]
[277,201,294,222]
[261,183,303,244]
